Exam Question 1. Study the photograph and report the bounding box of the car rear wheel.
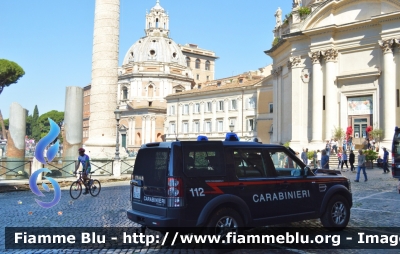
[205,207,244,243]
[320,195,350,230]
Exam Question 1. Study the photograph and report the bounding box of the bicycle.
[70,171,101,199]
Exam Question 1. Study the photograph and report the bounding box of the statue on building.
[293,0,301,9]
[275,7,282,27]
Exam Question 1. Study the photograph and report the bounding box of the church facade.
[266,0,400,151]
[112,1,216,151]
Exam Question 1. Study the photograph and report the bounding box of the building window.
[182,122,188,133]
[122,87,128,100]
[196,74,199,80]
[205,121,212,133]
[207,76,209,81]
[198,84,201,89]
[169,123,176,134]
[218,101,224,111]
[269,103,273,113]
[205,60,210,70]
[186,57,190,67]
[194,103,200,113]
[206,102,212,112]
[231,100,237,110]
[217,82,221,87]
[239,79,243,84]
[217,120,223,132]
[170,105,175,115]
[194,122,200,133]
[195,59,200,69]
[247,98,256,109]
[247,119,254,131]
[183,104,189,115]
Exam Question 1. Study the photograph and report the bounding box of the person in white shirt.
[317,150,322,168]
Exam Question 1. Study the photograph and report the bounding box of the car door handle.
[280,182,290,189]
[235,183,247,189]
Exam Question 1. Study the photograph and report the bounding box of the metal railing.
[0,160,32,180]
[121,160,135,175]
[89,160,114,176]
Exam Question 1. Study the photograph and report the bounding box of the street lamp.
[114,108,122,160]
[229,124,235,132]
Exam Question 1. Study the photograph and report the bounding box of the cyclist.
[74,148,92,195]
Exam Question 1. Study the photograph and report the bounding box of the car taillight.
[167,177,184,207]
[392,153,395,168]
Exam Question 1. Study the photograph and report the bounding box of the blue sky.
[0,0,292,119]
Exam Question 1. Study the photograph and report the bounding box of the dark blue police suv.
[127,133,352,233]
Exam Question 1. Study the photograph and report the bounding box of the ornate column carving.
[379,39,396,143]
[322,48,339,140]
[308,51,323,144]
[151,116,156,143]
[287,56,302,70]
[141,115,146,145]
[271,66,282,143]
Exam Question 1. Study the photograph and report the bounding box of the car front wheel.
[320,195,350,230]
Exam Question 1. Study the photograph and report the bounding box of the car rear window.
[133,148,169,187]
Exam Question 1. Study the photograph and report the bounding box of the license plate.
[133,186,141,199]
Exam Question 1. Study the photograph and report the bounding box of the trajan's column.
[84,0,120,158]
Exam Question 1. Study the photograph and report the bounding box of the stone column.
[141,116,146,145]
[288,57,303,146]
[63,87,83,175]
[395,39,400,127]
[379,39,396,143]
[151,116,156,142]
[271,66,282,144]
[6,103,26,179]
[309,51,323,144]
[84,0,120,159]
[129,117,135,146]
[322,48,339,140]
[146,116,151,143]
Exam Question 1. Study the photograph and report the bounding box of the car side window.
[232,149,267,178]
[183,144,225,177]
[267,150,302,177]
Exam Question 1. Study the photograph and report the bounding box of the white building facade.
[165,73,272,142]
[266,0,400,151]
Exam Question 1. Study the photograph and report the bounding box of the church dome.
[122,36,186,66]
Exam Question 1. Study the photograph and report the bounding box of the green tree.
[31,105,41,142]
[38,110,64,142]
[371,127,384,149]
[26,111,33,137]
[332,126,346,146]
[0,59,25,95]
[0,116,9,139]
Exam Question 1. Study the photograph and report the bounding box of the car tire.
[320,195,350,230]
[204,207,244,246]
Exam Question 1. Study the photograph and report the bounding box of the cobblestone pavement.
[0,167,399,254]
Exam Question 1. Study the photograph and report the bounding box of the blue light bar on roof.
[197,135,208,141]
[225,132,239,141]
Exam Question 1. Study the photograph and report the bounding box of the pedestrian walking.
[301,148,308,165]
[382,147,390,174]
[325,140,331,156]
[337,148,342,169]
[321,150,329,169]
[355,150,367,182]
[349,150,355,172]
[341,151,349,170]
[317,150,322,168]
[313,151,317,168]
[348,136,353,151]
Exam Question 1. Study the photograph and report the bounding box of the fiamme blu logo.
[29,118,61,208]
